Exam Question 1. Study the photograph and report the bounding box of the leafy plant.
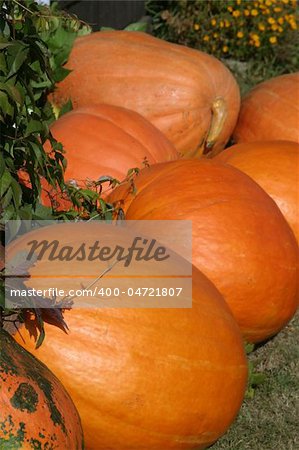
[0,0,126,340]
[146,0,298,93]
[0,0,92,225]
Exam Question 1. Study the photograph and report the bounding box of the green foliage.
[0,0,123,337]
[146,0,299,93]
[0,0,92,224]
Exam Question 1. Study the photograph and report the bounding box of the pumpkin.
[232,72,299,144]
[109,159,299,343]
[215,140,299,242]
[0,328,84,449]
[7,222,248,450]
[49,31,241,158]
[27,104,178,208]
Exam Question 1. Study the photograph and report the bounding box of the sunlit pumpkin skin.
[50,31,240,158]
[29,104,178,208]
[109,159,299,343]
[215,140,299,242]
[0,328,84,449]
[233,73,299,144]
[46,104,179,184]
[8,223,248,450]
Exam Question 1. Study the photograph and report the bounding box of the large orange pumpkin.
[7,222,248,450]
[109,159,299,343]
[46,104,178,184]
[215,140,299,241]
[50,31,241,158]
[0,328,84,449]
[38,104,178,207]
[232,73,299,144]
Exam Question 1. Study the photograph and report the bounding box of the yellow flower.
[268,17,276,24]
[278,25,283,32]
[222,45,229,53]
[237,0,242,4]
[224,19,231,27]
[274,6,282,12]
[271,23,278,30]
[251,33,260,41]
[254,40,261,47]
[237,31,244,38]
[203,35,210,41]
[258,23,266,30]
[194,23,200,31]
[278,17,284,24]
[213,32,219,38]
[265,0,272,5]
[251,9,259,16]
[282,0,289,3]
[232,10,241,17]
[211,18,217,26]
[269,35,277,43]
[220,20,224,28]
[227,6,233,12]
[244,9,250,16]
[289,20,297,30]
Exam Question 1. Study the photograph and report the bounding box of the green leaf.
[0,170,12,197]
[2,186,13,208]
[35,320,46,349]
[0,42,13,49]
[0,90,14,117]
[124,22,148,32]
[18,204,33,220]
[53,66,72,83]
[6,217,21,239]
[7,84,24,105]
[25,119,43,135]
[32,203,54,220]
[1,205,15,221]
[99,198,107,213]
[10,178,22,208]
[58,99,73,117]
[28,141,46,169]
[245,342,255,354]
[77,25,92,36]
[7,45,29,79]
[98,175,117,184]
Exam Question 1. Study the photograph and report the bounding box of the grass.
[210,312,299,450]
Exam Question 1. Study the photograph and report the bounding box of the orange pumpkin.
[109,159,299,343]
[233,73,299,144]
[7,222,248,450]
[50,31,240,158]
[0,328,84,449]
[39,104,178,207]
[215,140,299,241]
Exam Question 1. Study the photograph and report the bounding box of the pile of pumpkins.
[1,31,298,450]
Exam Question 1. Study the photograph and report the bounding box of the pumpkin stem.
[204,97,227,155]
